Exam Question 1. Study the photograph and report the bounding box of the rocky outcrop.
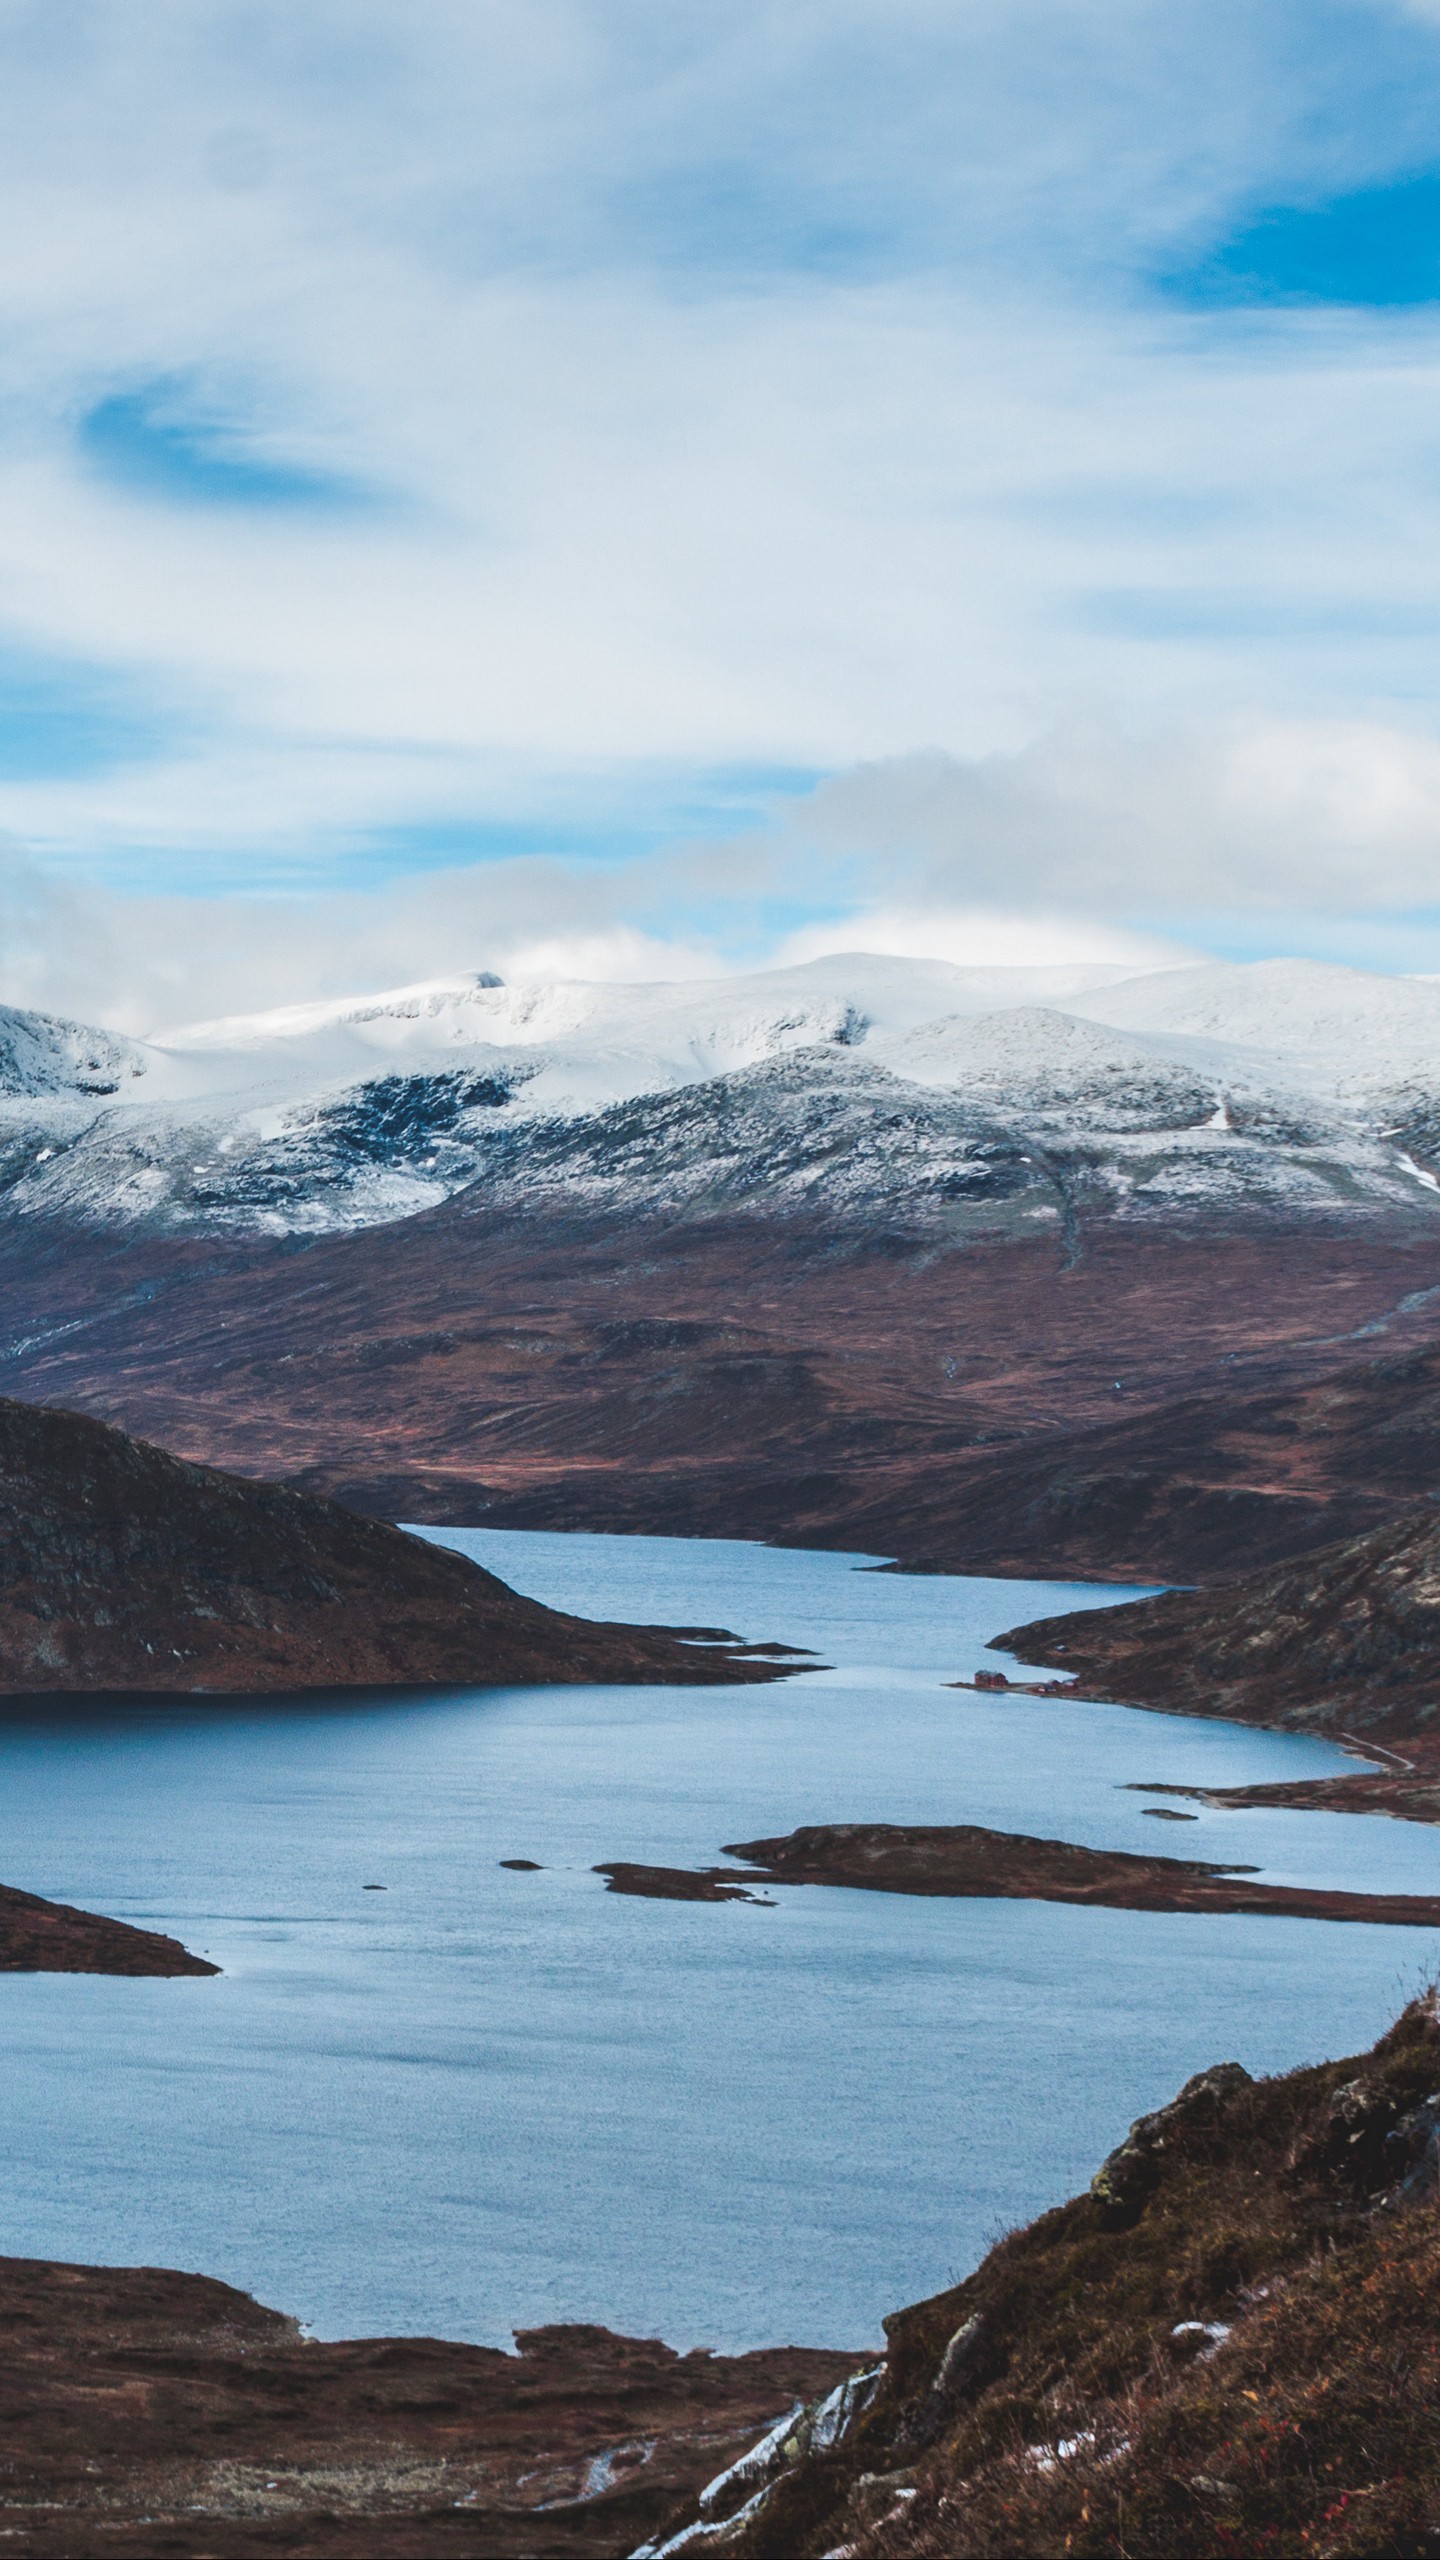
[0,1398,792,1693]
[639,1996,1440,2557]
[1087,2062,1253,2225]
[997,1500,1440,1743]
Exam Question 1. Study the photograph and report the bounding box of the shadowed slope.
[0,1398,786,1693]
[996,1501,1440,1743]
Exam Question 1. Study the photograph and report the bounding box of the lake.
[0,1527,1434,2354]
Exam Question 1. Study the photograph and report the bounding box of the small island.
[596,1821,1440,1925]
[596,1860,775,1904]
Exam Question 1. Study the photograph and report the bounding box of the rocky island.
[594,1822,1440,1925]
[0,1398,794,1693]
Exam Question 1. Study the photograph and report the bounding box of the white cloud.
[0,0,1429,887]
[772,907,1187,972]
[9,704,1440,1035]
[791,718,1440,914]
[498,925,725,984]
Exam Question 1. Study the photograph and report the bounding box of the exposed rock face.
[0,2260,857,2555]
[0,1879,216,1974]
[1088,2063,1254,2225]
[0,1003,144,1100]
[0,1398,791,1693]
[641,1996,1440,2558]
[997,1500,1440,1742]
[596,1822,1440,1925]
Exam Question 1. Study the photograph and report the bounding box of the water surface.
[0,1529,1433,2352]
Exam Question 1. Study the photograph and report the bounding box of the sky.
[5,0,1440,1025]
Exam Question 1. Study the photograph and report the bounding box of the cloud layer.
[9,709,1440,1034]
[0,1,1438,994]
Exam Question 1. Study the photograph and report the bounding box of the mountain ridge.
[6,952,1440,1244]
[8,952,1440,1587]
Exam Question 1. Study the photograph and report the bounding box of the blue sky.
[5,0,1440,1017]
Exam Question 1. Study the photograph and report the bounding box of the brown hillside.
[4,1210,1440,1582]
[644,1995,1440,2558]
[0,1397,785,1693]
[996,1501,1440,1744]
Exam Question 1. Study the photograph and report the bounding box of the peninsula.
[0,1398,792,1694]
[0,1878,216,1975]
[996,1499,1440,1822]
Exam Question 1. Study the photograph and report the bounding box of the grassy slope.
[652,1998,1440,2559]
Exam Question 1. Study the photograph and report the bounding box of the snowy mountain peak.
[1068,956,1440,1090]
[0,1005,147,1100]
[5,950,1440,1240]
[156,971,506,1050]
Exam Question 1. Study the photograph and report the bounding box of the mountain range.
[9,950,1440,1583]
[8,952,1440,1240]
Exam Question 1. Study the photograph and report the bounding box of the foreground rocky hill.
[0,1399,785,1692]
[24,2002,1440,2555]
[640,1995,1440,2559]
[997,1500,1440,1746]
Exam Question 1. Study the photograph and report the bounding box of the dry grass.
[717,1999,1440,2559]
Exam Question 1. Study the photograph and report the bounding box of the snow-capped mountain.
[4,953,1440,1239]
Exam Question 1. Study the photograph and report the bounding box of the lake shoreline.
[0,2251,858,2555]
[0,1878,216,1975]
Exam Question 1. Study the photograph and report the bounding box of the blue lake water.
[0,1527,1436,2355]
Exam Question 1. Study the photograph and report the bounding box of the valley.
[3,1206,1440,1583]
[6,951,1440,2555]
[6,953,1440,1583]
